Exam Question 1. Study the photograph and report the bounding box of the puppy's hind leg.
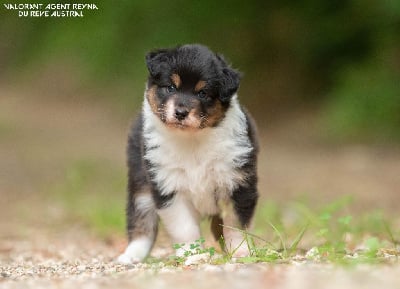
[222,181,258,258]
[117,189,158,264]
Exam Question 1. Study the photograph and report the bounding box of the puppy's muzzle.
[174,107,189,121]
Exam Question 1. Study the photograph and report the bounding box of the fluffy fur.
[118,44,259,264]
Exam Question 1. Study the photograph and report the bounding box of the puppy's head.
[145,44,241,130]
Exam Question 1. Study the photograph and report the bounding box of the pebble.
[184,253,210,266]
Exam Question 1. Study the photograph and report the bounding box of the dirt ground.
[0,84,399,288]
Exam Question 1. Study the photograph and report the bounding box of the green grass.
[251,197,399,265]
[321,60,400,143]
[164,197,399,266]
[52,158,126,237]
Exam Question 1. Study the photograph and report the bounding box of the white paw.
[116,237,153,264]
[116,253,141,264]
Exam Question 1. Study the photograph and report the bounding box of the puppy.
[118,44,258,264]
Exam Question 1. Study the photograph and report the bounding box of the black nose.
[174,108,189,120]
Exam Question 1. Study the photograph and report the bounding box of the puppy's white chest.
[143,98,252,215]
[147,137,242,214]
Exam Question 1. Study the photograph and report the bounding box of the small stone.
[1,271,11,278]
[159,267,177,273]
[184,253,210,266]
[305,247,320,259]
[77,265,86,271]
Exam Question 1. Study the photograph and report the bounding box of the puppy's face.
[145,44,240,130]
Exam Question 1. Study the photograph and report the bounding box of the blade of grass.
[246,234,256,256]
[288,224,309,254]
[221,225,270,244]
[383,220,399,246]
[267,221,287,256]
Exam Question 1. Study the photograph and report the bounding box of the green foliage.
[233,197,398,265]
[158,196,400,267]
[169,238,216,265]
[322,60,400,142]
[1,0,400,141]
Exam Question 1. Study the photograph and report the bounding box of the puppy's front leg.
[157,194,201,257]
[222,183,258,258]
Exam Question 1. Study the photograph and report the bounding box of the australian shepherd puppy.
[118,44,259,264]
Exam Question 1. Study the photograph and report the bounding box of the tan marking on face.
[171,74,181,88]
[164,106,202,130]
[194,80,207,92]
[184,109,202,128]
[146,85,159,116]
[203,100,225,127]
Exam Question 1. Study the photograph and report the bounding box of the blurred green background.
[1,0,400,245]
[1,0,399,141]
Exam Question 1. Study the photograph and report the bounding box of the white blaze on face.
[165,98,176,123]
[164,97,201,129]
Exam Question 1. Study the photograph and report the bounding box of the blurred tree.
[0,0,399,140]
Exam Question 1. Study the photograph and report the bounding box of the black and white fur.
[118,44,258,264]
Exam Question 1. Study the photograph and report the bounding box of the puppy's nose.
[174,108,189,120]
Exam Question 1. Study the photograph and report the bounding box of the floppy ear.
[145,48,170,77]
[215,53,241,102]
[219,66,241,103]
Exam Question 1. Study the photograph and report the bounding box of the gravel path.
[1,227,400,289]
[2,259,400,289]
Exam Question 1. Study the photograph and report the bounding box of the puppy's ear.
[145,48,170,77]
[215,53,241,102]
[215,53,228,66]
[219,67,241,103]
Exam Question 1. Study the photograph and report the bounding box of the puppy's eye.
[198,90,207,99]
[166,85,176,93]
